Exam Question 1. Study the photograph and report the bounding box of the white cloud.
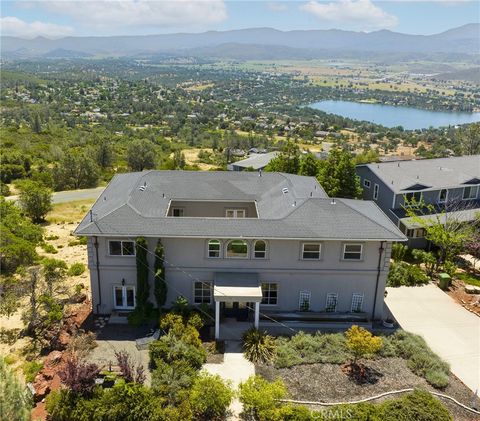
[267,2,288,12]
[300,0,398,31]
[39,0,227,32]
[0,16,74,38]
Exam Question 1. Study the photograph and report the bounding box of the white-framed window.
[109,240,135,256]
[463,185,479,200]
[325,293,338,312]
[194,281,212,304]
[438,189,448,204]
[343,244,363,260]
[299,290,311,311]
[261,283,278,305]
[172,208,184,217]
[406,228,414,238]
[254,240,267,259]
[404,192,422,206]
[113,285,135,309]
[226,239,249,258]
[302,243,321,260]
[207,239,221,258]
[225,209,246,218]
[363,179,371,188]
[351,293,364,313]
[373,184,379,200]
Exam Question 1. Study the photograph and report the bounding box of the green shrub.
[275,331,349,368]
[383,331,450,388]
[68,236,88,247]
[45,235,59,241]
[149,334,206,370]
[379,389,452,421]
[387,261,429,287]
[68,262,86,276]
[238,375,287,420]
[151,360,197,404]
[392,243,408,262]
[0,357,32,421]
[243,328,276,364]
[22,360,44,382]
[3,354,17,365]
[41,243,58,254]
[189,372,234,420]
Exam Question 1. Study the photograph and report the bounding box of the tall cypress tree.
[135,237,150,311]
[154,239,167,308]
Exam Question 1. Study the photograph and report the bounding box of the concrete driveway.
[386,284,480,395]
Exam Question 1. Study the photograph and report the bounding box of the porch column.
[215,300,220,340]
[254,301,260,329]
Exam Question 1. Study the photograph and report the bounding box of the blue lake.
[308,100,480,130]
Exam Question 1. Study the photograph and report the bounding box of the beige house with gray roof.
[76,170,405,338]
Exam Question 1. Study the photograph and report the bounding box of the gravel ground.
[256,357,480,421]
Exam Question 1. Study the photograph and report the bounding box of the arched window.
[226,240,249,259]
[254,240,267,259]
[208,239,221,258]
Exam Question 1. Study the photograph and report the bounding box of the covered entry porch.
[213,273,263,340]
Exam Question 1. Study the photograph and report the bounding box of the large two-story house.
[356,155,480,248]
[75,170,405,338]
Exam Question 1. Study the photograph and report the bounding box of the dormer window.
[404,192,422,207]
[463,185,479,200]
[226,209,246,218]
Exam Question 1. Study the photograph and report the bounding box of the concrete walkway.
[203,341,255,419]
[386,284,480,395]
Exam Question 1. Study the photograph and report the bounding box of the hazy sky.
[1,0,478,39]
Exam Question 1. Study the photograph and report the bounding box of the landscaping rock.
[464,285,480,294]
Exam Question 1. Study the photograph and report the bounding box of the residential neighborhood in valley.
[1,2,479,420]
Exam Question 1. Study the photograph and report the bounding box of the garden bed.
[447,279,480,317]
[256,359,479,421]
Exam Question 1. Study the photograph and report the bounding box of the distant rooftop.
[228,152,279,170]
[359,155,480,193]
[75,170,405,241]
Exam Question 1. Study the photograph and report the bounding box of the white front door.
[113,286,136,310]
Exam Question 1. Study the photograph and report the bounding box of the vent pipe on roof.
[162,193,165,198]
[293,201,296,207]
[397,163,400,167]
[331,198,336,205]
[258,169,262,177]
[310,192,313,197]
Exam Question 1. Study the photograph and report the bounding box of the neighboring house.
[356,155,480,248]
[75,170,405,338]
[227,152,278,171]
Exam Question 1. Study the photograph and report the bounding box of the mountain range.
[1,23,478,60]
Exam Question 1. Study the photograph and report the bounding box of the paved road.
[386,284,480,396]
[7,186,104,204]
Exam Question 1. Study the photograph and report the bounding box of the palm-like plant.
[242,328,276,364]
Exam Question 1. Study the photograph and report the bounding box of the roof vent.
[292,201,297,207]
[397,163,400,167]
[331,198,336,205]
[282,187,289,194]
[258,169,262,177]
[139,181,147,192]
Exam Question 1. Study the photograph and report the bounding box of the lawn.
[456,271,480,287]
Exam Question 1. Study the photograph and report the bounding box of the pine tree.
[154,239,167,308]
[32,113,42,134]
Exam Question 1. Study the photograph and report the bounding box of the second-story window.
[438,189,448,203]
[363,179,371,188]
[302,243,321,260]
[343,244,363,260]
[463,185,479,200]
[226,209,245,218]
[404,192,422,206]
[208,239,221,258]
[226,240,248,258]
[109,240,135,256]
[254,240,267,259]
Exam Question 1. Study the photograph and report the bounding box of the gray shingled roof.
[229,152,279,170]
[75,170,405,241]
[359,155,480,193]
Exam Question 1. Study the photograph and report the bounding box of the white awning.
[213,272,262,302]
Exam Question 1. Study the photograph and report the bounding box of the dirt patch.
[256,358,479,421]
[446,280,480,317]
[203,340,225,364]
